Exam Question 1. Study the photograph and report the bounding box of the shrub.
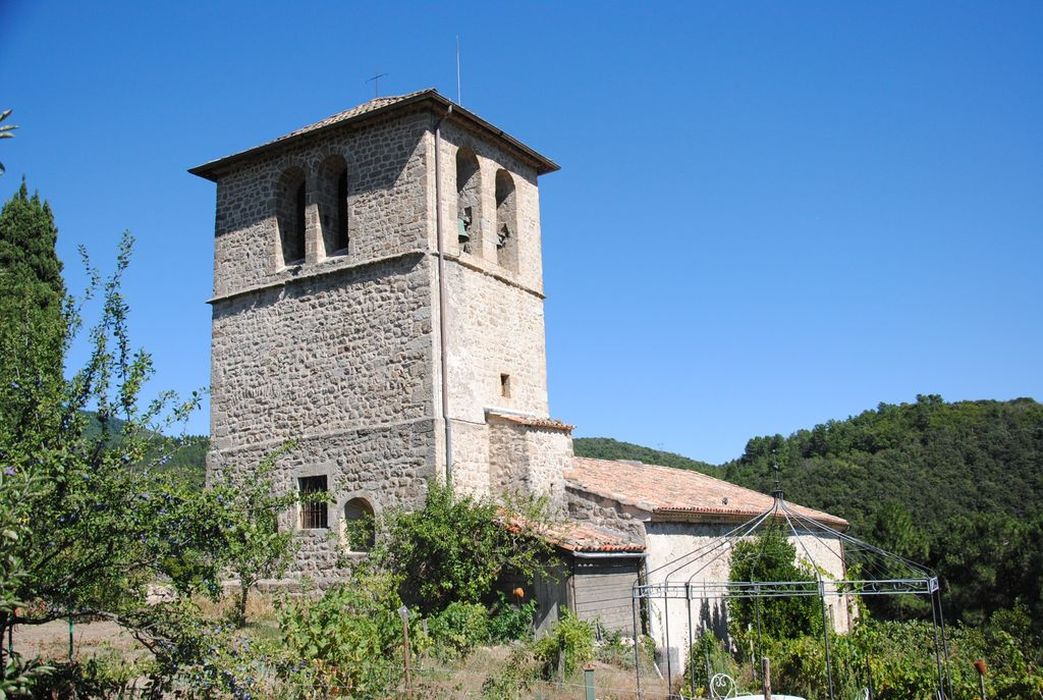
[481,644,539,700]
[276,574,405,698]
[488,592,537,643]
[427,601,490,661]
[728,526,820,653]
[376,484,553,616]
[683,631,741,695]
[532,609,595,679]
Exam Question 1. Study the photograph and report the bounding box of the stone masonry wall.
[442,261,550,424]
[208,418,436,583]
[209,254,433,450]
[211,109,431,299]
[486,420,570,514]
[566,488,648,545]
[434,121,544,295]
[448,420,492,499]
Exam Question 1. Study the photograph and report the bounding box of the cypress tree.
[0,179,65,305]
[0,181,67,459]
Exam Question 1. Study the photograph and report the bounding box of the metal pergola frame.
[630,492,952,700]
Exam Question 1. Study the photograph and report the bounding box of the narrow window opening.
[500,373,511,399]
[299,475,329,530]
[494,169,517,271]
[294,181,306,251]
[456,148,481,254]
[343,497,375,552]
[318,156,349,258]
[277,168,307,266]
[335,169,349,252]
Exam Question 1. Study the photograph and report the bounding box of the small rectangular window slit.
[500,373,511,399]
[299,475,329,530]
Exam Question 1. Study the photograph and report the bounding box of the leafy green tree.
[728,526,820,651]
[0,231,240,698]
[211,443,300,628]
[718,395,1043,640]
[376,484,553,615]
[0,183,67,468]
[1,235,216,623]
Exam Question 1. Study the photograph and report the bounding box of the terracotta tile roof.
[547,520,645,553]
[264,91,429,146]
[189,88,559,180]
[565,457,848,529]
[500,512,644,554]
[486,410,574,432]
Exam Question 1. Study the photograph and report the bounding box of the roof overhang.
[189,89,560,182]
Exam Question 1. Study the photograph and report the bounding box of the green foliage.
[728,527,821,649]
[0,183,66,490]
[343,507,375,553]
[427,601,490,660]
[488,592,537,643]
[574,437,716,473]
[0,228,243,697]
[684,631,740,696]
[532,608,595,679]
[0,233,220,625]
[376,483,554,616]
[30,647,155,698]
[0,109,18,175]
[481,644,539,700]
[276,574,405,698]
[685,620,1043,700]
[718,395,1043,637]
[210,443,300,628]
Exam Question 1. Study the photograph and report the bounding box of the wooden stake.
[399,606,411,697]
[762,657,772,700]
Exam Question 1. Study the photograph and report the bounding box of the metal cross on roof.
[366,72,389,98]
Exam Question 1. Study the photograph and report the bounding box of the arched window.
[456,148,481,255]
[277,167,307,266]
[495,169,517,271]
[343,497,375,552]
[318,155,349,257]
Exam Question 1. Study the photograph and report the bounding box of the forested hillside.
[578,395,1043,635]
[572,437,716,473]
[85,411,208,488]
[722,395,1043,532]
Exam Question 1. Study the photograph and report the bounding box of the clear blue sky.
[2,1,1041,463]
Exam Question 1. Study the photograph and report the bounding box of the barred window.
[299,475,329,530]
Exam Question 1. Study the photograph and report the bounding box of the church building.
[190,89,849,668]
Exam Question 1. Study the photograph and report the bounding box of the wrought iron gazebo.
[630,488,951,699]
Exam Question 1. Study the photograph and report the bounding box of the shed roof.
[565,457,848,529]
[189,88,559,181]
[500,512,644,554]
[547,520,645,554]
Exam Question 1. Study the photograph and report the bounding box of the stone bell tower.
[190,89,572,579]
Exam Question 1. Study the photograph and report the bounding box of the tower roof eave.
[188,88,560,182]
